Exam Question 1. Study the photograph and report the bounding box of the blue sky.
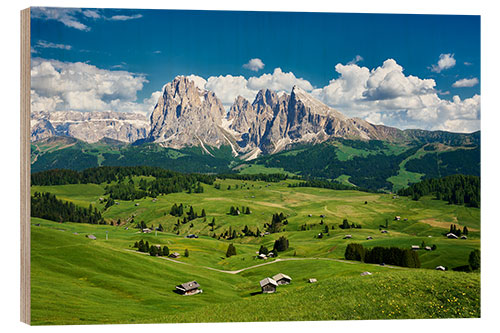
[30,7,481,132]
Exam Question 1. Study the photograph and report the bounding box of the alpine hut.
[176,281,202,295]
[260,277,278,293]
[272,273,292,285]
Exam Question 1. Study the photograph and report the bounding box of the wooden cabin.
[169,252,180,258]
[176,281,202,295]
[446,233,458,239]
[308,278,317,283]
[272,273,292,285]
[260,277,278,293]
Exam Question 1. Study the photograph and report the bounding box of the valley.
[30,171,480,324]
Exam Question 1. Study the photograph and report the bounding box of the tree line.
[397,174,480,207]
[31,192,105,224]
[345,243,421,268]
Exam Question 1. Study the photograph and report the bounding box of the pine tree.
[226,243,237,257]
[184,248,189,257]
[162,246,169,256]
[149,245,158,256]
[469,249,480,270]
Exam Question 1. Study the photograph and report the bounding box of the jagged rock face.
[30,111,149,143]
[229,86,377,154]
[148,76,228,149]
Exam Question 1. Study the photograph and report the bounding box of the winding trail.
[124,249,401,274]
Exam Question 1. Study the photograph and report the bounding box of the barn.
[272,273,292,285]
[260,277,278,293]
[176,281,202,295]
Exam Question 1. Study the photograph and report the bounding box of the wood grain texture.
[20,7,31,325]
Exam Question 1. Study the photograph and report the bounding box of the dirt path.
[124,249,401,274]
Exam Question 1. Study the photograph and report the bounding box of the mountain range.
[31,76,479,160]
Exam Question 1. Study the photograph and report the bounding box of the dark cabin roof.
[176,281,200,291]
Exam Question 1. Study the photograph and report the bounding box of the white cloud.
[464,62,473,66]
[452,77,479,88]
[206,75,257,108]
[311,58,480,133]
[31,7,143,31]
[36,40,72,50]
[248,68,313,92]
[82,10,101,19]
[347,55,364,65]
[109,14,143,21]
[185,75,207,91]
[31,58,152,114]
[243,58,265,72]
[31,7,90,31]
[431,53,456,73]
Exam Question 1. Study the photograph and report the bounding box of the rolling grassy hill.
[30,175,480,324]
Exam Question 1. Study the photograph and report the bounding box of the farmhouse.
[87,234,97,240]
[169,252,180,258]
[260,277,278,293]
[411,245,420,250]
[366,236,373,240]
[435,266,446,271]
[176,281,202,295]
[343,235,352,239]
[381,230,388,234]
[308,278,317,283]
[135,203,140,206]
[308,214,312,217]
[185,234,198,239]
[142,228,152,233]
[447,233,458,239]
[272,273,292,285]
[425,246,432,251]
[258,253,267,260]
[394,216,401,221]
[267,252,275,258]
[461,235,468,240]
[360,271,372,276]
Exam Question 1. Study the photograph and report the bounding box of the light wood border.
[20,7,31,325]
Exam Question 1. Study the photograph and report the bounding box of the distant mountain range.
[31,76,479,160]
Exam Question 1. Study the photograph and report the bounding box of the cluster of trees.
[217,173,290,183]
[241,225,260,237]
[228,206,251,215]
[288,179,362,192]
[397,174,480,207]
[265,213,288,233]
[133,239,169,257]
[169,203,205,221]
[31,192,105,224]
[226,244,237,257]
[448,224,469,237]
[345,243,421,268]
[273,236,289,252]
[32,166,215,200]
[339,219,362,229]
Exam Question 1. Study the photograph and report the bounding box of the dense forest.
[404,147,480,179]
[397,174,480,207]
[256,141,421,190]
[31,192,105,224]
[31,139,235,174]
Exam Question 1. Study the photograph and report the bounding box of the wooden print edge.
[20,7,31,325]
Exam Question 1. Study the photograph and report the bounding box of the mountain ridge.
[31,76,480,159]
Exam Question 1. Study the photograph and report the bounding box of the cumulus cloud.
[31,58,153,114]
[452,77,479,88]
[431,53,456,73]
[247,68,313,92]
[311,58,480,133]
[243,58,265,72]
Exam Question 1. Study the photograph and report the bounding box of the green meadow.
[30,177,480,324]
